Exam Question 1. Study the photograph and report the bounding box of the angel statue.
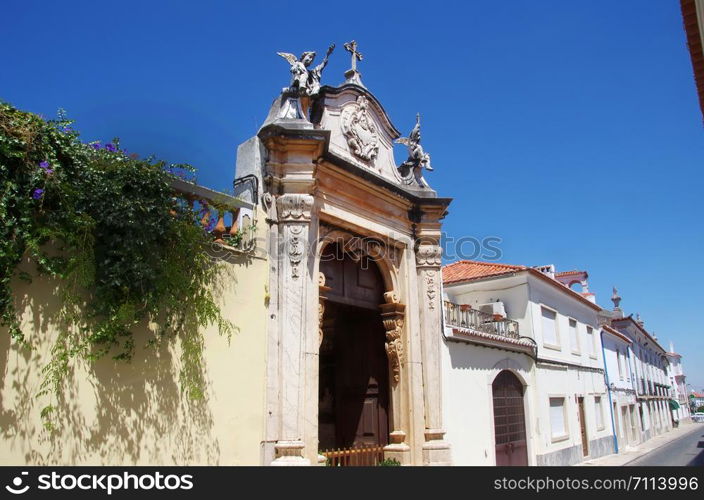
[395,113,433,172]
[277,44,335,97]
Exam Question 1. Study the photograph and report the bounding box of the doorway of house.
[620,405,629,446]
[318,242,389,464]
[492,370,528,466]
[578,396,589,456]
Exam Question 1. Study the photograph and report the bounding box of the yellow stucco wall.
[0,216,269,465]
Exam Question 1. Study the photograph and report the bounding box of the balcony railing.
[443,301,519,339]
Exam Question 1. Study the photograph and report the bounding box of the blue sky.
[3,1,703,389]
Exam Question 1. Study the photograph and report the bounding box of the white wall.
[443,271,613,465]
[441,337,535,465]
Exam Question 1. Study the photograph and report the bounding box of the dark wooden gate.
[319,242,389,461]
[335,306,389,448]
[492,370,528,466]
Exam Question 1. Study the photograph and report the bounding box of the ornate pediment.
[316,86,403,179]
[340,96,379,162]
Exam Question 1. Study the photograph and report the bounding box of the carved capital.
[276,193,314,222]
[416,243,442,268]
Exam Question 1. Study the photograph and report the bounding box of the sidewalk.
[577,421,702,466]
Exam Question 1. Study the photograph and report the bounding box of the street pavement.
[626,425,704,466]
[579,422,704,466]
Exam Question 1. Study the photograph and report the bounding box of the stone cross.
[344,40,363,72]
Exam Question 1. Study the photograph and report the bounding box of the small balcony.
[443,301,520,340]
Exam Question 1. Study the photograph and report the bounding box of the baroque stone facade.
[235,51,452,465]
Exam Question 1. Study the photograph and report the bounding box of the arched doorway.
[318,242,390,459]
[492,370,528,466]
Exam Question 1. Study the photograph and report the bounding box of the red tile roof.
[442,260,525,284]
[555,270,582,277]
[682,0,704,119]
[442,260,601,311]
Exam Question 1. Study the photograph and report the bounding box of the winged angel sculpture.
[395,113,433,172]
[277,44,335,97]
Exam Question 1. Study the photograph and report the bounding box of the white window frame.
[540,305,561,351]
[548,395,569,443]
[568,318,580,355]
[594,395,605,431]
[586,326,597,359]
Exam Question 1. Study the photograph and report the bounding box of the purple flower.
[61,126,73,133]
[91,142,101,150]
[32,188,44,200]
[104,143,116,152]
[205,218,216,232]
[39,161,54,174]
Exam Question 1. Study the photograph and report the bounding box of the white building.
[607,313,672,441]
[666,343,691,422]
[600,324,640,451]
[441,261,614,466]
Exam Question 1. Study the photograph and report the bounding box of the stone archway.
[317,236,409,464]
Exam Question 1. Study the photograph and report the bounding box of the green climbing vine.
[0,101,235,428]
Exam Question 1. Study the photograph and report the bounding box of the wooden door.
[629,405,638,444]
[492,370,528,466]
[335,306,389,449]
[620,406,629,445]
[578,397,589,456]
[319,242,389,453]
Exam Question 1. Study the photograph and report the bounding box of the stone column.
[380,291,411,464]
[271,193,314,465]
[415,241,451,465]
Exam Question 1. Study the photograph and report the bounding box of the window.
[595,396,604,430]
[617,349,624,380]
[549,397,568,440]
[586,326,595,356]
[569,319,579,353]
[541,307,558,347]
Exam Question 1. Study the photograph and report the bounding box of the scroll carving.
[383,316,404,384]
[381,294,406,386]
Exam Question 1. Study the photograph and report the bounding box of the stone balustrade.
[171,177,257,253]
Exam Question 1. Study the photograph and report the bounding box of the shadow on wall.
[0,254,249,465]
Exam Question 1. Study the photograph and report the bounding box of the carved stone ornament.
[276,194,313,222]
[277,44,335,98]
[383,317,404,384]
[288,225,305,279]
[381,292,405,386]
[425,270,437,310]
[416,243,442,267]
[341,96,379,162]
